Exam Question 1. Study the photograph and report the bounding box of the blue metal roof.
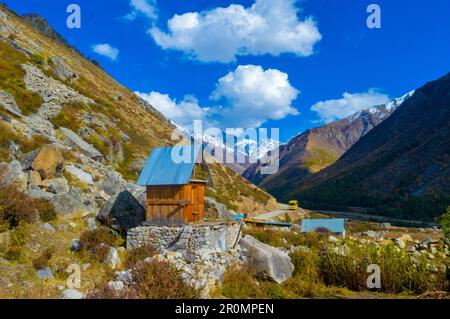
[301,218,345,234]
[137,145,201,186]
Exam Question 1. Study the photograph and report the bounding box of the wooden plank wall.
[146,183,205,225]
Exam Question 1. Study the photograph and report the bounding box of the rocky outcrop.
[64,165,93,185]
[0,90,23,118]
[39,177,69,194]
[49,56,79,82]
[31,144,63,179]
[0,160,28,191]
[239,235,294,284]
[98,190,145,234]
[59,128,103,161]
[50,187,94,218]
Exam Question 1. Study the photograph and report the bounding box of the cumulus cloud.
[135,91,207,128]
[311,89,390,123]
[125,0,158,21]
[149,0,322,63]
[211,65,299,128]
[91,43,119,61]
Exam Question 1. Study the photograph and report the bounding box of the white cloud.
[125,0,157,21]
[211,65,299,128]
[311,89,390,123]
[91,43,119,61]
[136,65,299,129]
[149,0,322,63]
[135,91,207,128]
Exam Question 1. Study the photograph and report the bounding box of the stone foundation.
[126,221,243,257]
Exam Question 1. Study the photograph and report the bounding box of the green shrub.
[32,246,54,269]
[2,222,28,261]
[50,101,86,131]
[438,206,450,239]
[39,201,57,222]
[0,184,40,229]
[125,244,156,268]
[290,249,320,282]
[131,259,199,299]
[79,227,121,262]
[219,264,261,299]
[319,241,446,294]
[30,54,45,65]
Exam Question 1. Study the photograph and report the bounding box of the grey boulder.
[239,235,294,284]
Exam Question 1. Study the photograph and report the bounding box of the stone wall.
[126,221,243,257]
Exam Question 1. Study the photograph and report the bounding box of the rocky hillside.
[297,72,450,220]
[243,92,413,202]
[0,4,277,215]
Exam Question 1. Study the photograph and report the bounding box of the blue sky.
[4,0,450,142]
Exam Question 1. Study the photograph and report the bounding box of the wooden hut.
[137,145,207,225]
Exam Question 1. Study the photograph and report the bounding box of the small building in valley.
[301,218,346,237]
[137,145,207,225]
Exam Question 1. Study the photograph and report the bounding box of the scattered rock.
[98,190,145,233]
[40,177,69,194]
[99,171,125,196]
[36,268,54,280]
[104,247,121,270]
[85,217,97,231]
[399,234,413,243]
[328,235,339,243]
[59,127,103,161]
[27,184,54,200]
[61,288,83,299]
[28,170,42,186]
[0,90,23,118]
[41,222,55,232]
[31,145,63,179]
[20,149,40,170]
[239,235,294,284]
[393,238,406,249]
[70,239,82,252]
[107,280,124,291]
[65,165,93,185]
[0,160,27,190]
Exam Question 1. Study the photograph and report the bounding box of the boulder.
[239,235,294,284]
[31,145,63,179]
[104,247,120,270]
[59,127,103,161]
[36,268,54,280]
[399,234,413,243]
[40,177,69,194]
[98,190,145,233]
[70,239,82,252]
[107,280,124,291]
[41,222,55,232]
[61,289,83,299]
[65,165,93,185]
[0,160,27,191]
[28,170,42,186]
[99,170,125,196]
[85,217,97,231]
[50,188,92,218]
[27,184,54,201]
[20,149,40,170]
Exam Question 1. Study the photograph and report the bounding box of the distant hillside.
[243,93,413,201]
[0,5,278,214]
[297,73,450,220]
